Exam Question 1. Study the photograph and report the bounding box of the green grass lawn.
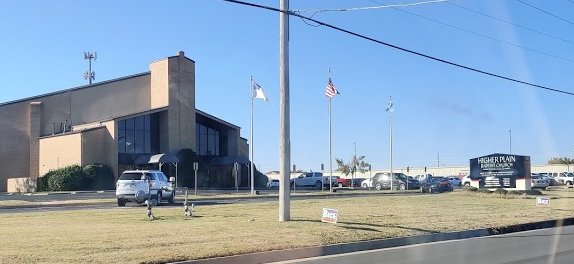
[1,189,573,263]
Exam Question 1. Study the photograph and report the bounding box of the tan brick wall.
[81,127,111,167]
[7,177,36,193]
[150,59,169,109]
[0,102,31,192]
[151,51,196,153]
[29,102,41,178]
[39,133,82,177]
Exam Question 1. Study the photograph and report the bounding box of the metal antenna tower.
[84,52,97,84]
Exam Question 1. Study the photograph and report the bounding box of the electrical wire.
[446,1,574,47]
[516,0,574,25]
[221,0,574,96]
[292,0,446,13]
[390,6,574,63]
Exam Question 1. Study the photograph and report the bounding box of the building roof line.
[0,72,151,107]
[195,109,240,130]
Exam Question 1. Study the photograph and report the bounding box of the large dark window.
[118,114,158,155]
[196,123,221,156]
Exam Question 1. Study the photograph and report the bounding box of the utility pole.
[437,153,440,168]
[278,0,291,222]
[84,52,97,84]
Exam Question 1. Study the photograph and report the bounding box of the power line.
[516,0,574,25]
[221,0,574,96]
[292,0,446,13]
[390,6,574,63]
[446,1,574,47]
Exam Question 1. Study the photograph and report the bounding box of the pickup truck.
[333,176,352,187]
[290,172,334,189]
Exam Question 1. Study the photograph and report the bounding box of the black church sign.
[469,153,530,189]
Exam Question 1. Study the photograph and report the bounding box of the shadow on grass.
[291,219,439,234]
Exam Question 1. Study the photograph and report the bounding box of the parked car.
[333,177,351,187]
[421,177,453,193]
[266,179,280,189]
[531,175,549,189]
[352,178,366,187]
[115,170,175,207]
[290,172,332,189]
[447,176,462,187]
[361,178,374,188]
[415,174,434,185]
[372,172,420,190]
[461,175,472,186]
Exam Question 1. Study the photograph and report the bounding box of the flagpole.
[250,76,255,195]
[329,97,333,193]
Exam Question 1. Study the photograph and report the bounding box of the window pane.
[135,130,144,153]
[214,135,219,156]
[118,136,126,153]
[208,134,215,156]
[126,129,135,153]
[200,124,207,135]
[135,116,144,131]
[144,130,151,153]
[125,118,134,131]
[200,133,207,155]
[118,120,125,130]
[144,115,150,131]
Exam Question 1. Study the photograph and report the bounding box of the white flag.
[386,96,394,113]
[253,82,268,102]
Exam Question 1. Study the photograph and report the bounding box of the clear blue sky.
[1,1,573,173]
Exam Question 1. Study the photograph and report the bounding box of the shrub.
[462,186,478,192]
[36,170,56,192]
[493,188,508,195]
[83,164,115,190]
[47,165,86,191]
[477,188,492,194]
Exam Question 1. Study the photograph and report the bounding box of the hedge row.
[37,164,114,192]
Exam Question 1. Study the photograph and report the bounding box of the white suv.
[115,170,175,207]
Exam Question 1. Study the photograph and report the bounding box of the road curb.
[174,217,574,264]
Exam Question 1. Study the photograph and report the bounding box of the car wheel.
[375,183,382,191]
[156,192,162,206]
[316,181,322,190]
[338,183,343,188]
[117,198,126,207]
[362,183,367,189]
[566,181,573,188]
[399,184,406,191]
[169,191,175,204]
[464,182,470,187]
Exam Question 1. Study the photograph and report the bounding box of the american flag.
[325,78,340,98]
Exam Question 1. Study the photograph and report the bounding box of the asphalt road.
[270,226,574,264]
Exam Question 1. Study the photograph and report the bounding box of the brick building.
[0,51,249,192]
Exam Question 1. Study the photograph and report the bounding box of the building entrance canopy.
[134,153,180,187]
[134,153,179,165]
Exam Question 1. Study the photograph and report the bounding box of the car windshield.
[118,172,144,181]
